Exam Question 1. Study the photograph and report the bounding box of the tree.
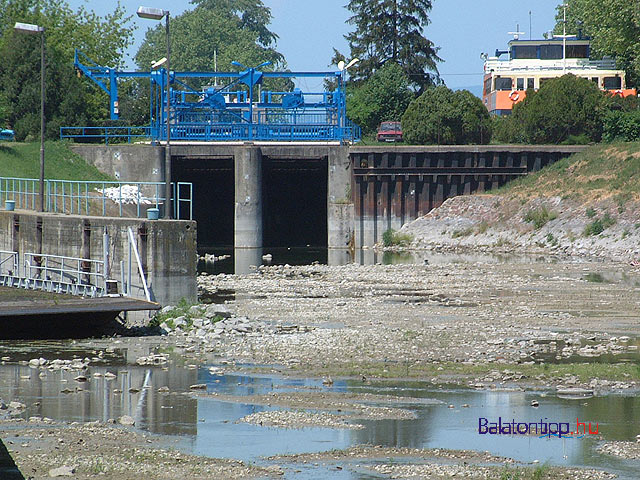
[0,0,134,140]
[513,74,608,144]
[335,0,441,92]
[136,1,285,75]
[190,0,278,47]
[402,86,491,145]
[555,1,640,87]
[346,63,413,134]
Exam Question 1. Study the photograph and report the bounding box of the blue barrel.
[147,208,160,220]
[5,200,15,211]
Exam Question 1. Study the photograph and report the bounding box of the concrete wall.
[0,210,197,306]
[71,145,164,183]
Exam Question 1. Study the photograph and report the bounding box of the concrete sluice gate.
[173,152,328,249]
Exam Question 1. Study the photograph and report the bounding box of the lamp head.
[14,22,44,34]
[137,6,167,20]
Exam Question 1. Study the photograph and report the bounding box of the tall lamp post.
[14,22,45,213]
[337,58,358,144]
[137,6,172,219]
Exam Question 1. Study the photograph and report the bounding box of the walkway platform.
[0,287,159,338]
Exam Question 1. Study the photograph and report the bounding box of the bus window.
[516,78,524,90]
[527,78,535,89]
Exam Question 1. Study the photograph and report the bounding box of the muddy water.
[0,341,638,479]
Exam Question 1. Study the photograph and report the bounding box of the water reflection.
[1,350,639,479]
[199,248,571,274]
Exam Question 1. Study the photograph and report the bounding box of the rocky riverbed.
[2,256,640,478]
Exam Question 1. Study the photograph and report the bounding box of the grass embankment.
[0,141,111,181]
[496,142,640,203]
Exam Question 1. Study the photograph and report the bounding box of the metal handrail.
[0,177,193,220]
[23,252,105,289]
[0,250,19,276]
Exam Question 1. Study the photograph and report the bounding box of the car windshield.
[380,122,400,131]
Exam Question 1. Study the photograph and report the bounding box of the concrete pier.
[0,211,197,306]
[234,146,263,249]
[327,146,354,250]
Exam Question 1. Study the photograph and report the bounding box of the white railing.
[0,177,193,220]
[485,58,618,73]
[0,250,18,276]
[23,253,105,291]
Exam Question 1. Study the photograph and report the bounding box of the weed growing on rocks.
[523,207,558,229]
[382,229,414,247]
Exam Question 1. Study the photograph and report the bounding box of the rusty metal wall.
[350,146,585,247]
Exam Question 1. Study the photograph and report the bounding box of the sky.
[67,0,563,93]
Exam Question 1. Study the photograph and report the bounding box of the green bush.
[523,206,558,229]
[347,63,414,135]
[583,212,616,236]
[382,228,413,247]
[585,207,596,218]
[402,86,491,145]
[603,109,640,142]
[496,75,609,144]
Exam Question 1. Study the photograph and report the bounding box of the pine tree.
[337,0,442,91]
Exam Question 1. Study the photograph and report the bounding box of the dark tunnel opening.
[173,157,234,249]
[262,157,327,248]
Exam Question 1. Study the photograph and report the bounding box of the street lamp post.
[337,58,358,144]
[15,22,45,213]
[137,6,172,219]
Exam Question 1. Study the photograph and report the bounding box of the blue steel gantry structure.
[61,50,360,144]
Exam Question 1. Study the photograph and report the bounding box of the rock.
[119,415,135,426]
[8,401,25,410]
[173,316,187,328]
[160,305,175,314]
[49,466,75,477]
[188,305,203,316]
[189,384,207,390]
[205,304,232,319]
[157,386,170,393]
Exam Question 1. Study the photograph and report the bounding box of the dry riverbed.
[3,258,640,478]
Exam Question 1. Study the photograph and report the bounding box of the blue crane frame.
[62,50,360,144]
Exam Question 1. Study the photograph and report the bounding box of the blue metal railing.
[0,177,193,220]
[60,119,361,144]
[59,126,152,145]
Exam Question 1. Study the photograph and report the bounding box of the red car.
[377,121,403,142]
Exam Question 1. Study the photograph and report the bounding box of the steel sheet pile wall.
[350,146,585,247]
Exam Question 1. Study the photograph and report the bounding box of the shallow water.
[0,342,638,479]
[198,247,572,275]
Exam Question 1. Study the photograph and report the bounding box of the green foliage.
[523,207,558,229]
[0,141,112,180]
[382,228,413,247]
[402,86,491,144]
[0,1,134,140]
[335,0,441,92]
[603,109,640,142]
[503,75,608,144]
[555,0,640,87]
[586,207,596,218]
[583,212,616,236]
[135,1,289,93]
[346,63,413,134]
